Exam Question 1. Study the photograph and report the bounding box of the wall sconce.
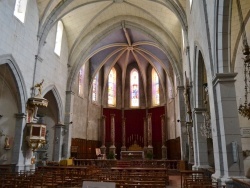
[4,136,10,150]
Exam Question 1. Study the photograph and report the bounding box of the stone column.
[109,114,116,155]
[121,118,126,151]
[63,91,75,158]
[100,115,106,155]
[161,115,167,159]
[212,73,244,183]
[192,108,210,170]
[143,117,147,154]
[12,113,27,171]
[147,113,153,154]
[53,123,64,161]
[177,86,189,161]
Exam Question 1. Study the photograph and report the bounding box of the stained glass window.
[152,68,160,106]
[108,68,116,106]
[54,21,64,56]
[14,0,28,23]
[92,74,98,102]
[130,69,139,107]
[79,64,85,97]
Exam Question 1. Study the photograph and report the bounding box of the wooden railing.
[73,159,181,174]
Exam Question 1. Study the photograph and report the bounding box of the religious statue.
[183,72,192,122]
[32,79,44,97]
[4,136,10,150]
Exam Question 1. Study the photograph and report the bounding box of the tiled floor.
[167,175,181,188]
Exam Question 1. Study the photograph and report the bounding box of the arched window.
[79,64,85,97]
[92,74,98,102]
[108,68,116,106]
[190,0,193,7]
[182,29,185,50]
[130,69,139,107]
[152,68,160,106]
[54,21,64,56]
[14,0,28,23]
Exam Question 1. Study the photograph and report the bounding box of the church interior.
[0,0,250,187]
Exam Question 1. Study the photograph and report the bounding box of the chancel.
[0,0,250,187]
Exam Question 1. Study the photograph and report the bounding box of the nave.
[1,159,250,188]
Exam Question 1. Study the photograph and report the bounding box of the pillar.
[121,118,126,151]
[147,113,153,154]
[12,113,27,171]
[211,73,244,184]
[143,117,147,154]
[53,123,64,161]
[177,86,189,161]
[109,114,116,155]
[100,115,106,155]
[161,115,167,159]
[63,91,75,158]
[193,108,210,170]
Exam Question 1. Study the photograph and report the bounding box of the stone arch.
[42,84,64,123]
[214,0,232,73]
[0,54,27,113]
[193,44,207,108]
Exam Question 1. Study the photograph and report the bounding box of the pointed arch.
[0,54,27,113]
[42,84,64,123]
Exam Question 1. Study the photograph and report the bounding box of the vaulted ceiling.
[36,0,188,98]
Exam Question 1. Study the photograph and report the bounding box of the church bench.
[183,177,219,188]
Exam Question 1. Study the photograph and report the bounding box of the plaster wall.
[0,76,18,164]
[0,0,39,97]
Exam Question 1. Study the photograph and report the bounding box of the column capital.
[66,90,75,95]
[193,108,207,114]
[160,114,165,118]
[102,115,106,119]
[212,73,237,86]
[15,113,26,118]
[110,114,115,117]
[177,86,184,90]
[55,123,65,128]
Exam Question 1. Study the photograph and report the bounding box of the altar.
[120,151,144,160]
[120,143,144,160]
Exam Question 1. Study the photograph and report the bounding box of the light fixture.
[238,44,250,119]
[236,0,250,119]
